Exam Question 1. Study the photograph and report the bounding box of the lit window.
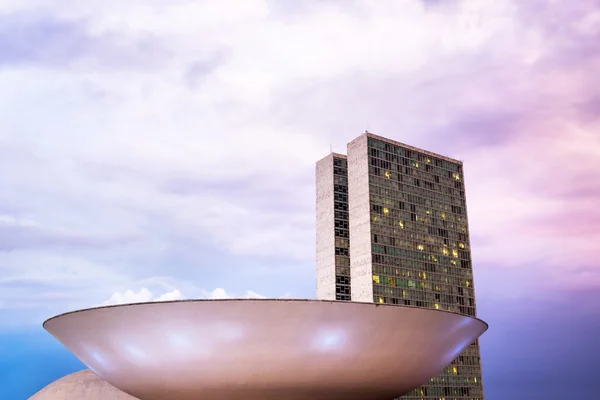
[452,249,459,258]
[417,244,424,251]
[399,220,404,228]
[441,212,446,219]
[426,209,431,215]
[383,207,389,215]
[385,171,391,179]
[434,303,439,309]
[378,297,384,304]
[414,162,419,168]
[453,366,458,375]
[423,272,427,279]
[453,173,461,181]
[372,275,380,284]
[450,259,457,266]
[442,248,449,256]
[466,280,471,287]
[426,158,431,163]
[458,243,465,249]
[372,216,378,222]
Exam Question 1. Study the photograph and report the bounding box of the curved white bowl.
[44,299,488,400]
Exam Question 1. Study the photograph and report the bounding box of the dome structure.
[43,299,488,400]
[29,370,138,400]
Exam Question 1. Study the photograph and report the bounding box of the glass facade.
[366,136,484,399]
[333,156,351,301]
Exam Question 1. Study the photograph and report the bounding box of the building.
[316,152,351,301]
[316,132,485,399]
[29,370,137,400]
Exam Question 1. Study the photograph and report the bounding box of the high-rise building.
[316,132,485,399]
[316,152,351,301]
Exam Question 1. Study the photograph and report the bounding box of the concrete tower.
[316,132,485,399]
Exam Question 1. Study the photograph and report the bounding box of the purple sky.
[1,0,599,398]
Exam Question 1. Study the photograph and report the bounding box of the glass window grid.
[333,156,351,301]
[367,138,484,399]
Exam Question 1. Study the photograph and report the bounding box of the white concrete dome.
[29,370,138,400]
[43,299,488,400]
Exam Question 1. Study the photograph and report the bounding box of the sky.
[0,0,599,398]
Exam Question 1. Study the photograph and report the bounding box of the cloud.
[0,14,94,66]
[103,288,154,305]
[245,290,268,299]
[1,0,599,329]
[103,288,186,305]
[202,287,268,300]
[103,287,269,305]
[0,11,172,69]
[0,212,138,252]
[155,289,185,302]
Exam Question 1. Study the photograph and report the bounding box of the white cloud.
[103,287,186,305]
[0,214,37,227]
[1,0,599,327]
[245,290,267,299]
[104,288,154,305]
[155,289,185,302]
[104,287,270,305]
[205,288,229,300]
[203,287,268,300]
[0,0,518,267]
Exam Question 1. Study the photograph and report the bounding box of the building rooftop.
[351,132,463,165]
